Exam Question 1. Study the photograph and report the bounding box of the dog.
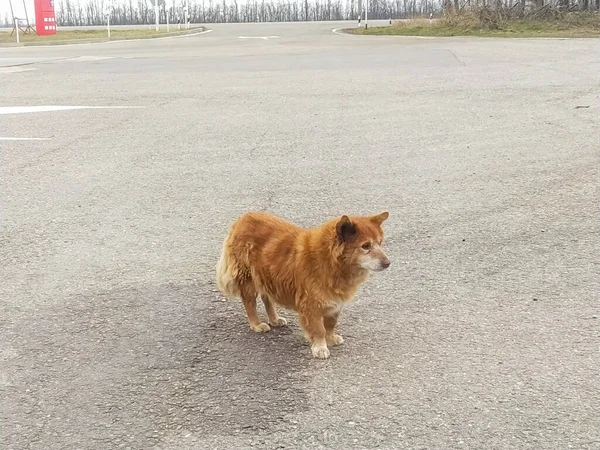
[216,211,390,359]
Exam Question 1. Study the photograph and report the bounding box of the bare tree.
[51,0,594,27]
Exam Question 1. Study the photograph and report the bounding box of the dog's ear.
[336,215,357,242]
[370,211,389,226]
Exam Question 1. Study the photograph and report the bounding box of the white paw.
[269,316,288,327]
[311,344,331,359]
[328,334,344,346]
[251,322,271,333]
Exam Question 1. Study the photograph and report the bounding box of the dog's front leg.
[324,312,344,347]
[298,308,330,359]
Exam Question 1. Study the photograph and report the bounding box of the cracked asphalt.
[1,20,599,450]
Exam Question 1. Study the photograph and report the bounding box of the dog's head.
[336,212,390,272]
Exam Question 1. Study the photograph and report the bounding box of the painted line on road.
[68,55,115,61]
[106,28,213,44]
[0,66,38,73]
[331,28,351,36]
[0,105,145,115]
[238,35,280,40]
[0,137,52,141]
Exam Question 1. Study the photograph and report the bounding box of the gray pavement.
[1,21,599,450]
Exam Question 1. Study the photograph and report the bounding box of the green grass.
[348,12,600,38]
[0,27,204,44]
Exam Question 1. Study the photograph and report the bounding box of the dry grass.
[349,11,600,38]
[397,18,435,27]
[0,27,203,44]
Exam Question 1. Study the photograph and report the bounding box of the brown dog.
[216,211,390,359]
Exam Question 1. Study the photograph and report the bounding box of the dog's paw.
[327,334,344,346]
[311,344,330,360]
[269,316,288,327]
[251,322,271,333]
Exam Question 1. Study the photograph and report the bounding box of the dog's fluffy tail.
[216,236,242,298]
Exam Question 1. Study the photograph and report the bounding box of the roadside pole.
[15,18,20,43]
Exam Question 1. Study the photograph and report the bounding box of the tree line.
[2,0,441,27]
[1,0,596,27]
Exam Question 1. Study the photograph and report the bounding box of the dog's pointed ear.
[336,215,356,242]
[370,211,389,225]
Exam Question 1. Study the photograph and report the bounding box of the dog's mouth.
[358,256,391,272]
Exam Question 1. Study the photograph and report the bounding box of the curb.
[0,27,207,48]
[333,27,598,40]
[332,27,435,39]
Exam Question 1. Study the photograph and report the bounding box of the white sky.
[1,0,349,21]
[2,1,37,19]
[1,1,181,19]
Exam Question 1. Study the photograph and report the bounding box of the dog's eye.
[362,242,371,250]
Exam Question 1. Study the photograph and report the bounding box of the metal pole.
[166,6,169,32]
[22,0,32,31]
[9,0,16,35]
[185,0,190,29]
[155,3,159,31]
[107,13,110,39]
[365,0,368,29]
[15,18,20,43]
[9,0,15,22]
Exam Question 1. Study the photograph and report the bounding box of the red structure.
[34,0,56,35]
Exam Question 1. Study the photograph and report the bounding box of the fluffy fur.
[216,211,390,359]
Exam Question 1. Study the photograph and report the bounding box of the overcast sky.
[2,1,182,19]
[2,1,36,19]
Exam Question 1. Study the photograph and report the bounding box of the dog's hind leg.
[241,284,271,333]
[261,294,288,328]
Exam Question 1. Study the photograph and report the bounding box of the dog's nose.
[381,259,390,269]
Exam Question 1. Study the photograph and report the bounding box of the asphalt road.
[1,21,599,450]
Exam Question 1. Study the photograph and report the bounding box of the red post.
[34,0,57,36]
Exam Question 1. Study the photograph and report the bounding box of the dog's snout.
[381,259,391,269]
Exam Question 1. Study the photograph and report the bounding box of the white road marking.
[0,105,145,115]
[69,56,115,62]
[0,66,38,74]
[105,28,213,44]
[0,137,51,141]
[331,28,350,35]
[238,35,279,40]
